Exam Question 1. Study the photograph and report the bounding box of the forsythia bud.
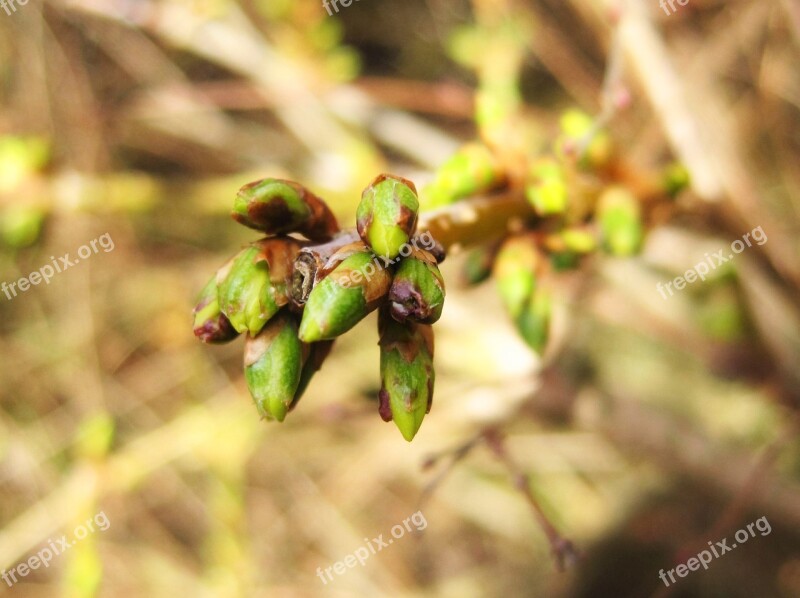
[192,274,239,344]
[516,287,551,354]
[462,245,495,286]
[298,247,392,342]
[422,143,506,208]
[597,186,643,256]
[356,174,419,259]
[388,248,445,324]
[493,236,543,318]
[218,238,300,335]
[232,178,339,241]
[544,226,598,271]
[555,109,613,170]
[493,236,552,355]
[525,157,568,216]
[243,312,305,422]
[378,312,435,442]
[662,162,691,198]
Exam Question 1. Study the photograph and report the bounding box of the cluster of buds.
[193,174,445,441]
[422,108,689,357]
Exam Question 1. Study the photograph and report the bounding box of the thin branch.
[484,429,580,571]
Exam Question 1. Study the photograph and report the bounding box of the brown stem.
[289,190,533,306]
[418,427,578,572]
[484,429,579,571]
[417,188,534,252]
[290,230,360,307]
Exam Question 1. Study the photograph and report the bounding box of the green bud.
[550,252,580,271]
[662,162,691,198]
[232,178,339,241]
[462,245,495,286]
[544,225,597,255]
[218,238,300,335]
[388,248,445,324]
[515,287,551,355]
[597,186,643,256]
[378,312,435,442]
[543,226,598,270]
[525,157,568,216]
[244,312,305,422]
[422,143,506,208]
[298,247,392,342]
[555,109,613,170]
[559,227,598,254]
[193,274,239,344]
[493,236,543,318]
[1,205,45,248]
[356,174,419,259]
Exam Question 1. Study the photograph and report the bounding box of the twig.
[417,431,486,510]
[483,429,580,571]
[417,188,534,253]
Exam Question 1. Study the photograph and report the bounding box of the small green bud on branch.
[597,186,643,257]
[218,237,301,335]
[388,248,445,324]
[421,143,507,209]
[244,312,306,421]
[357,174,419,259]
[192,275,239,344]
[298,244,393,342]
[378,310,435,442]
[232,178,339,241]
[526,157,568,216]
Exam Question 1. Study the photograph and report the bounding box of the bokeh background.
[1,0,800,597]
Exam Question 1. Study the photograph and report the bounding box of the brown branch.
[484,429,580,571]
[417,189,534,253]
[418,427,579,572]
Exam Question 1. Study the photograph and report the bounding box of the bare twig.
[484,429,580,571]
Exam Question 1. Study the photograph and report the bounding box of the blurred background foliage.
[1,0,800,597]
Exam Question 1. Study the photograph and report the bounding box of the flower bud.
[192,274,239,344]
[525,157,568,216]
[555,109,613,170]
[218,238,300,335]
[662,162,691,198]
[388,248,445,324]
[493,236,543,319]
[356,174,419,259]
[543,226,598,270]
[378,312,435,442]
[462,245,495,286]
[298,246,392,342]
[493,236,552,354]
[422,143,506,208]
[597,186,643,256]
[515,287,551,355]
[232,178,339,241]
[244,312,306,422]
